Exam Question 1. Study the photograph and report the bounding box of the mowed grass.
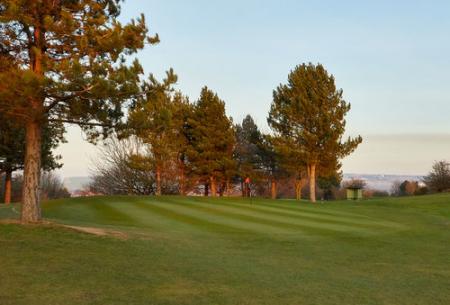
[1,195,449,305]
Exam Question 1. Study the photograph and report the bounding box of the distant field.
[1,195,449,305]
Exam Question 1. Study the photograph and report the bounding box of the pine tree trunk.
[271,179,277,199]
[21,120,42,223]
[308,163,317,203]
[156,165,162,196]
[204,183,209,197]
[295,179,302,201]
[210,176,217,197]
[21,26,44,222]
[4,169,12,205]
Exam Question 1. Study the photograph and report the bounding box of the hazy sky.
[56,0,450,178]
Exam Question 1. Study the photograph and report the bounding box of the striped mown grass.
[0,194,449,305]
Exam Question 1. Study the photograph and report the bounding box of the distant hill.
[63,176,91,193]
[343,174,424,192]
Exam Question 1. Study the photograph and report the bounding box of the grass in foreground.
[0,195,449,305]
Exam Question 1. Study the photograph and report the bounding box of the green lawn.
[1,195,449,305]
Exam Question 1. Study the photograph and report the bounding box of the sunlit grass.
[1,194,449,305]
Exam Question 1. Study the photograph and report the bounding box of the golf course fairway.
[1,195,449,305]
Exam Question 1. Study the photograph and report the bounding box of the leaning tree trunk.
[308,163,317,203]
[21,120,42,222]
[4,169,12,205]
[210,176,217,197]
[271,178,277,199]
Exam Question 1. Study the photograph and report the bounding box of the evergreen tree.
[234,115,265,197]
[317,172,342,200]
[186,87,235,197]
[127,70,176,196]
[171,93,194,195]
[259,135,286,199]
[127,70,192,195]
[268,133,307,200]
[268,63,362,202]
[0,0,155,221]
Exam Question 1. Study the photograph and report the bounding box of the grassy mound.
[1,195,449,305]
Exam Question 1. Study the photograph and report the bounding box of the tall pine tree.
[234,115,265,196]
[171,93,193,195]
[0,0,156,221]
[268,63,362,202]
[186,87,235,197]
[259,135,286,199]
[127,70,192,195]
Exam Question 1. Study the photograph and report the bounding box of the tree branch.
[44,85,95,112]
[49,118,114,128]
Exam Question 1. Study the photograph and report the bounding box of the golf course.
[1,195,449,305]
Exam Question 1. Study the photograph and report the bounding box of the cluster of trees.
[124,72,237,198]
[89,64,362,202]
[0,1,360,222]
[390,180,427,197]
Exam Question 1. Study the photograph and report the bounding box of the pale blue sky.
[57,0,450,177]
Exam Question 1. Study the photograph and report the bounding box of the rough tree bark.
[4,169,12,205]
[308,163,317,203]
[21,24,44,222]
[21,120,42,222]
[210,176,217,197]
[155,165,162,196]
[271,178,277,199]
[295,179,302,201]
